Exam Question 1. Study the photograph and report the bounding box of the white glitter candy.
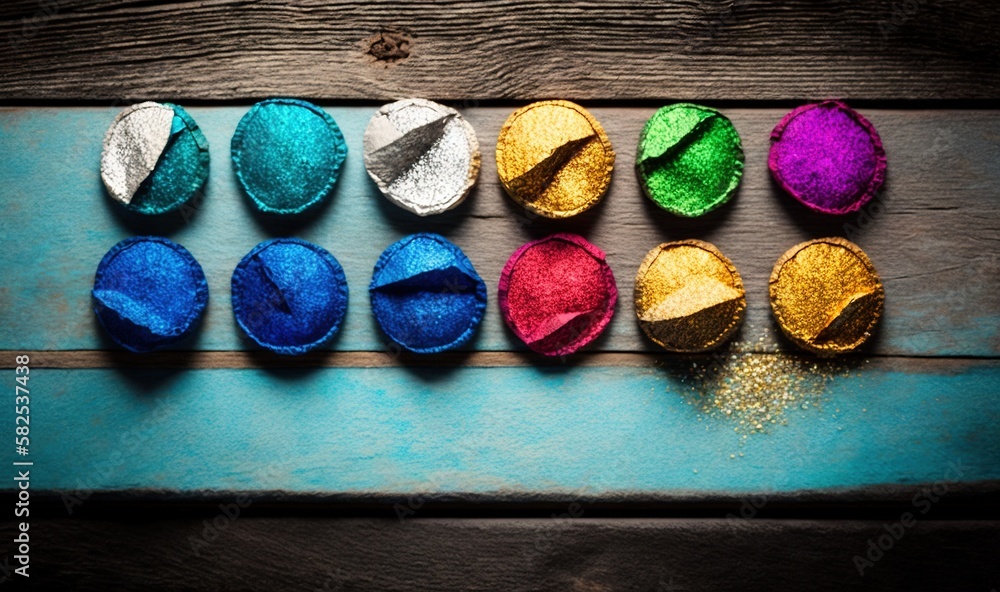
[363,98,481,216]
[100,102,176,205]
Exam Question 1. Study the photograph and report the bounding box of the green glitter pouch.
[636,103,744,217]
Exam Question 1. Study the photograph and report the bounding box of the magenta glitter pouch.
[768,101,886,215]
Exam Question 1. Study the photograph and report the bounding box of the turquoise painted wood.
[1,107,998,356]
[12,361,999,494]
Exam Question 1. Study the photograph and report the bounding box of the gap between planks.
[1,350,995,370]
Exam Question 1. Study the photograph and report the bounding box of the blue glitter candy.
[231,238,349,355]
[92,236,208,352]
[369,233,487,353]
[129,104,210,215]
[231,98,348,215]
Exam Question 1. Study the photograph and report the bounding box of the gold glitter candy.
[495,101,614,218]
[769,237,884,355]
[634,240,746,352]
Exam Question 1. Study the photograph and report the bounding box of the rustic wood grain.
[2,107,997,356]
[0,350,992,370]
[9,361,998,496]
[0,0,998,101]
[2,3,997,588]
[4,518,997,590]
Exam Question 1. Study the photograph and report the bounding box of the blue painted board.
[1,107,998,355]
[11,361,999,495]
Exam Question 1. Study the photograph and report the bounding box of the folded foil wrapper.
[495,101,615,219]
[92,236,208,352]
[769,237,884,355]
[100,102,177,205]
[101,102,210,214]
[231,238,349,355]
[498,233,617,356]
[636,104,744,218]
[634,240,746,352]
[369,233,487,353]
[364,99,480,216]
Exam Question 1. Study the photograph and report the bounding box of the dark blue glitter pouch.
[92,236,208,352]
[231,238,349,355]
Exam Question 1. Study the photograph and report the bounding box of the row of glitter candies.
[95,98,886,355]
[99,98,885,218]
[92,232,883,357]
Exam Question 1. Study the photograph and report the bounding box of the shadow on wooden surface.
[2,517,996,591]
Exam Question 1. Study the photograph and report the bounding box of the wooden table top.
[1,1,998,590]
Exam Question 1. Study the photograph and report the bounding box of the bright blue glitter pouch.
[231,238,349,355]
[369,233,487,354]
[231,98,348,215]
[92,236,209,352]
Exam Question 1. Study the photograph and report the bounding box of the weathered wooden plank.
[1,1,998,100]
[1,106,997,356]
[6,360,998,496]
[4,518,998,590]
[0,350,659,368]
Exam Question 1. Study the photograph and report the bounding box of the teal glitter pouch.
[100,102,210,215]
[231,98,348,215]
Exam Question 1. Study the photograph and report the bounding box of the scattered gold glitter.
[495,101,614,218]
[634,240,746,352]
[670,350,854,439]
[769,237,884,355]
